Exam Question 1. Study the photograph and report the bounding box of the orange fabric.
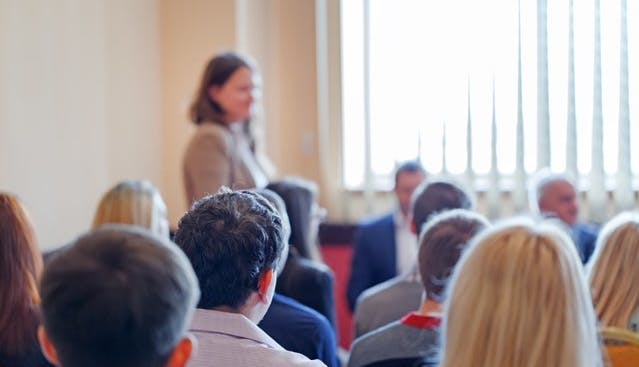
[606,344,639,367]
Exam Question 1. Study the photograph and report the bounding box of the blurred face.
[209,66,255,123]
[395,171,427,216]
[538,180,579,226]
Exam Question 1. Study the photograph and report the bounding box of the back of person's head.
[266,178,320,261]
[589,211,639,328]
[190,51,253,124]
[0,193,42,355]
[174,189,285,310]
[418,209,488,303]
[38,226,199,367]
[411,180,473,233]
[439,219,602,367]
[92,180,169,238]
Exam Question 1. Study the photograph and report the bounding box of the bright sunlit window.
[341,0,639,190]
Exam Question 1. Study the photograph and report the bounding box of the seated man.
[174,189,326,367]
[348,210,488,367]
[529,170,598,263]
[353,180,473,338]
[347,161,427,310]
[38,225,199,367]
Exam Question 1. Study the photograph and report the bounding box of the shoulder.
[189,123,232,148]
[285,257,334,282]
[359,212,395,229]
[268,294,331,332]
[268,350,327,367]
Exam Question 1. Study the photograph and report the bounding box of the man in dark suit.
[530,170,598,264]
[347,161,426,311]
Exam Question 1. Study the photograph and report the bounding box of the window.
[341,0,639,191]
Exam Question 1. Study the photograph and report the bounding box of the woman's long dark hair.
[189,52,251,125]
[266,179,321,261]
[0,193,43,355]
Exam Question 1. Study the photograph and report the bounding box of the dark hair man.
[347,161,427,310]
[174,189,325,366]
[38,226,199,367]
[352,179,473,337]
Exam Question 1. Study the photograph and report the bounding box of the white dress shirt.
[394,211,418,275]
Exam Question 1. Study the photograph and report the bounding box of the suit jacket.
[276,254,337,333]
[259,294,339,367]
[353,271,423,338]
[574,223,598,264]
[347,213,397,310]
[183,122,267,206]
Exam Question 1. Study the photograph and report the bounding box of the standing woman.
[184,52,269,207]
[0,193,52,367]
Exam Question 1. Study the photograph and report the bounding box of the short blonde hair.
[589,211,639,328]
[93,180,168,237]
[440,218,602,367]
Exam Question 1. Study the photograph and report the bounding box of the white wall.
[0,0,162,249]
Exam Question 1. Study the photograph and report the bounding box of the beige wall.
[159,0,237,226]
[0,0,334,247]
[0,0,163,249]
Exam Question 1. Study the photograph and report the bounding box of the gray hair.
[528,169,575,215]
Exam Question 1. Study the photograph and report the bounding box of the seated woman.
[256,189,339,367]
[589,212,639,332]
[439,219,603,367]
[93,180,169,238]
[0,193,53,367]
[266,178,337,332]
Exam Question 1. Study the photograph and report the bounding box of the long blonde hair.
[440,219,602,367]
[589,211,639,328]
[93,180,168,237]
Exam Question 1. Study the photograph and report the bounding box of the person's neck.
[211,293,266,323]
[417,298,442,317]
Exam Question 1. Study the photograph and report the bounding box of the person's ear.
[38,326,61,367]
[257,268,275,302]
[208,85,221,103]
[166,334,196,367]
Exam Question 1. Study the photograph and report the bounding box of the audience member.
[529,170,598,263]
[439,219,603,367]
[38,226,199,367]
[589,212,639,332]
[347,161,427,310]
[267,179,337,331]
[174,189,326,366]
[348,210,488,367]
[257,188,339,367]
[353,180,472,338]
[0,193,52,367]
[93,180,169,237]
[184,52,269,206]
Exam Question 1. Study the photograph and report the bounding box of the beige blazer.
[183,122,267,206]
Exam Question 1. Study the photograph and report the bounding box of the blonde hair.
[93,180,168,237]
[589,211,639,328]
[440,218,602,367]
